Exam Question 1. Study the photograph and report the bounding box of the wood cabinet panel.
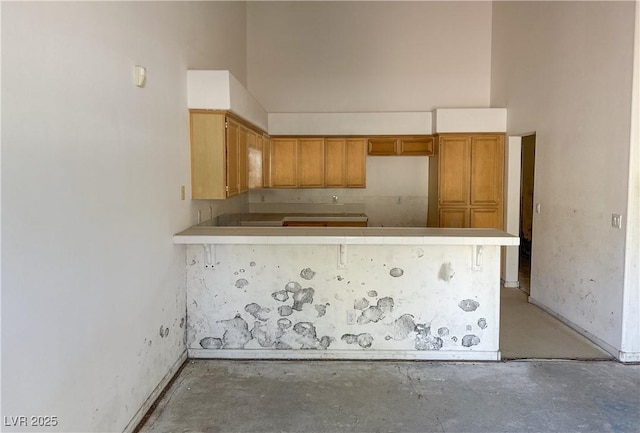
[429,133,505,230]
[225,119,240,197]
[190,112,227,199]
[325,139,346,187]
[248,132,263,189]
[238,126,248,193]
[438,135,470,206]
[399,136,434,156]
[271,138,298,187]
[439,208,468,228]
[298,139,325,187]
[470,208,502,230]
[368,138,398,155]
[470,135,503,206]
[345,139,366,187]
[262,135,271,187]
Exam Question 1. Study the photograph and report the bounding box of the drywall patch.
[285,281,303,293]
[358,297,395,325]
[458,299,480,312]
[250,321,273,347]
[438,327,450,337]
[314,304,329,317]
[477,318,487,329]
[367,290,378,297]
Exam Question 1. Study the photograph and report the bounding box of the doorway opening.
[518,133,536,294]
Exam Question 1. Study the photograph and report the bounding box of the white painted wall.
[490,1,638,359]
[246,1,493,113]
[1,2,248,431]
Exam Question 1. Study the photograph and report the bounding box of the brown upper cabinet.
[270,137,366,188]
[428,133,504,229]
[189,110,265,199]
[368,136,434,156]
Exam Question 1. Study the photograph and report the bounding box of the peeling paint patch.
[245,303,271,321]
[354,298,369,310]
[413,248,424,258]
[438,327,450,337]
[358,297,394,324]
[458,299,480,312]
[466,325,473,331]
[293,322,319,349]
[337,275,344,281]
[477,318,487,329]
[300,268,316,280]
[387,314,416,340]
[292,287,315,311]
[367,290,378,297]
[389,267,404,278]
[319,336,334,349]
[251,321,273,347]
[462,335,481,347]
[439,262,455,282]
[278,306,294,316]
[272,290,289,302]
[275,341,292,350]
[179,318,185,328]
[342,333,374,348]
[235,278,249,289]
[277,318,292,329]
[219,314,251,349]
[314,304,328,317]
[415,324,443,351]
[249,261,256,267]
[200,337,223,349]
[285,281,302,293]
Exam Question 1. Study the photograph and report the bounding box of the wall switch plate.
[612,214,622,229]
[180,185,186,200]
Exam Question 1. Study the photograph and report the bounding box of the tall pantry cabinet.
[428,133,505,230]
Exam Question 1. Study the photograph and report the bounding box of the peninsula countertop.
[173,226,520,246]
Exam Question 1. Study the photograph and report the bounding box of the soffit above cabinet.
[187,70,269,132]
[433,108,507,133]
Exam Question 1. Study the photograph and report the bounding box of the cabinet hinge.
[225,121,228,129]
[225,185,229,192]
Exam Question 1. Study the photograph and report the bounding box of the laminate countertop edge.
[173,227,520,246]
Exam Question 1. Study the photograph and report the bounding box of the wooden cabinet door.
[225,118,240,197]
[470,208,502,229]
[346,138,366,187]
[439,208,468,228]
[248,132,263,189]
[238,126,248,193]
[438,135,470,206]
[470,135,503,206]
[262,135,271,187]
[399,136,434,156]
[325,138,346,187]
[298,139,325,187]
[271,138,298,187]
[368,138,398,155]
[190,112,226,199]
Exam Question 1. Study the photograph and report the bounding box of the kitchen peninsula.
[174,226,518,361]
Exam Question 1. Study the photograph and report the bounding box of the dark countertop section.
[210,212,369,227]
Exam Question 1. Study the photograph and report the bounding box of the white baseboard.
[501,279,520,288]
[618,351,640,363]
[527,296,626,361]
[188,348,500,361]
[122,350,188,433]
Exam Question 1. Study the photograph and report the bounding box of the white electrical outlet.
[346,310,357,325]
[612,214,622,229]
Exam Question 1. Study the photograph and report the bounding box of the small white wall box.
[135,66,146,87]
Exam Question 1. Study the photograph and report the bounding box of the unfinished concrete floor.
[138,359,639,433]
